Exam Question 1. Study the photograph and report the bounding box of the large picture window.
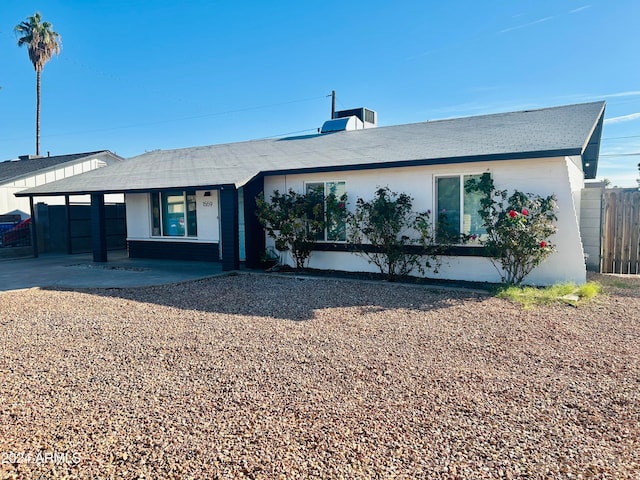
[435,174,486,242]
[151,191,198,237]
[305,181,347,242]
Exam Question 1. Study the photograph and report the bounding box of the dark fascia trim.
[15,184,231,198]
[259,149,582,178]
[581,113,605,180]
[147,184,236,194]
[312,242,491,257]
[580,101,606,180]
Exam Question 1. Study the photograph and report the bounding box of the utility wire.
[259,128,319,140]
[14,95,328,140]
[602,134,640,140]
[600,153,640,157]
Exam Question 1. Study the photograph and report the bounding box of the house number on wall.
[202,201,214,207]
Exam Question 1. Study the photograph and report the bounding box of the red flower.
[521,208,529,216]
[540,241,547,248]
[508,210,517,218]
[338,202,345,209]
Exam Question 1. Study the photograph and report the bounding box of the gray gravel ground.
[0,273,638,479]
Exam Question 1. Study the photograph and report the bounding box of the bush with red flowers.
[465,174,558,285]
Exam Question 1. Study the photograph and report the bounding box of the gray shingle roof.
[0,151,113,184]
[16,101,605,197]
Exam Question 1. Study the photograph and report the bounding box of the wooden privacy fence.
[601,189,640,274]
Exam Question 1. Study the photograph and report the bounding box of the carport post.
[90,193,107,262]
[65,195,72,254]
[220,186,240,271]
[29,196,39,258]
[242,176,265,269]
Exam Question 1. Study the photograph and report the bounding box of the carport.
[12,143,277,271]
[17,195,125,262]
[14,174,258,272]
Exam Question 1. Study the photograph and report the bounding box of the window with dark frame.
[435,174,486,242]
[151,190,198,237]
[304,181,347,242]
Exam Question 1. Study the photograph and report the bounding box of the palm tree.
[15,12,61,156]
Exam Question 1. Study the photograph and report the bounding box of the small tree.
[465,173,558,285]
[256,187,347,269]
[348,187,441,281]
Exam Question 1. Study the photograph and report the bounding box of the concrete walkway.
[0,250,224,292]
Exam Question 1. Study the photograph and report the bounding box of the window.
[151,191,198,237]
[305,181,347,241]
[435,174,486,242]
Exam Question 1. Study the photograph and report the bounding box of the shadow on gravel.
[45,272,490,322]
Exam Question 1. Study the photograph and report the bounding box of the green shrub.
[256,188,347,269]
[348,187,444,282]
[465,173,558,285]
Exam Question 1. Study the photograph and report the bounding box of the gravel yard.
[0,273,638,479]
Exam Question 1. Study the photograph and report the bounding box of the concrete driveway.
[0,250,223,291]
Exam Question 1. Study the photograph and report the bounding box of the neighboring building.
[16,102,605,285]
[0,151,124,217]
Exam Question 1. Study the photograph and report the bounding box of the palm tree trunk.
[35,69,41,156]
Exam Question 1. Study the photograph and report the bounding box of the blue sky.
[1,0,638,187]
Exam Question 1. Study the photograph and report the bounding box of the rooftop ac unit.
[334,107,377,127]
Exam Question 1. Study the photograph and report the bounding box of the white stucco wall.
[263,157,588,285]
[580,183,605,271]
[560,156,588,278]
[125,193,151,238]
[125,190,220,243]
[1,153,123,216]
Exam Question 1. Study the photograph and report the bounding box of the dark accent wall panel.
[46,206,68,252]
[128,240,219,262]
[34,204,128,255]
[69,206,92,254]
[220,187,240,271]
[105,203,127,250]
[242,176,265,269]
